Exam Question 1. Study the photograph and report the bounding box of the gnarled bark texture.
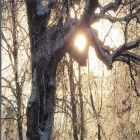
[26,22,66,139]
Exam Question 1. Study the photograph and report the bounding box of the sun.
[75,35,86,50]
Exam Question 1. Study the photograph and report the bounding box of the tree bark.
[98,124,101,140]
[12,0,23,139]
[26,66,56,139]
[78,65,85,140]
[68,57,78,140]
[25,34,65,139]
[25,2,66,139]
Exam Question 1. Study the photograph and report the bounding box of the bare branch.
[115,56,129,64]
[131,1,140,13]
[100,0,122,14]
[128,58,140,96]
[1,77,17,98]
[1,31,14,68]
[1,31,13,54]
[49,1,66,29]
[82,0,98,22]
[88,26,140,69]
[90,12,140,24]
[122,51,140,61]
[89,27,112,68]
[1,65,12,72]
[1,94,17,113]
[112,38,140,62]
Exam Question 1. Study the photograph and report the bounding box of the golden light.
[75,35,86,50]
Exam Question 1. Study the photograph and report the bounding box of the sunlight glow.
[75,36,86,50]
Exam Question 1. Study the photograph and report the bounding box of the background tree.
[1,0,30,139]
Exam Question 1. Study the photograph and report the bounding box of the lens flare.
[75,36,86,50]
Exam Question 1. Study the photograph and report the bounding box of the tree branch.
[82,0,98,23]
[100,0,122,14]
[128,58,140,96]
[122,51,140,61]
[1,94,17,113]
[90,12,140,24]
[88,26,140,69]
[89,27,112,68]
[1,31,14,68]
[112,38,140,62]
[131,1,140,13]
[1,77,17,98]
[1,31,13,54]
[115,56,129,64]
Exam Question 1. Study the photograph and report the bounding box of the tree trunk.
[78,65,85,140]
[25,0,65,139]
[26,62,56,139]
[25,18,65,139]
[98,124,101,140]
[12,0,23,139]
[25,5,66,139]
[17,89,23,140]
[68,57,78,140]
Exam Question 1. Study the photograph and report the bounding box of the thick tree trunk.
[26,63,56,139]
[25,0,64,139]
[25,11,66,140]
[25,16,66,139]
[25,20,66,139]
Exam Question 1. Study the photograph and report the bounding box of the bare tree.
[1,0,30,139]
[25,0,140,139]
